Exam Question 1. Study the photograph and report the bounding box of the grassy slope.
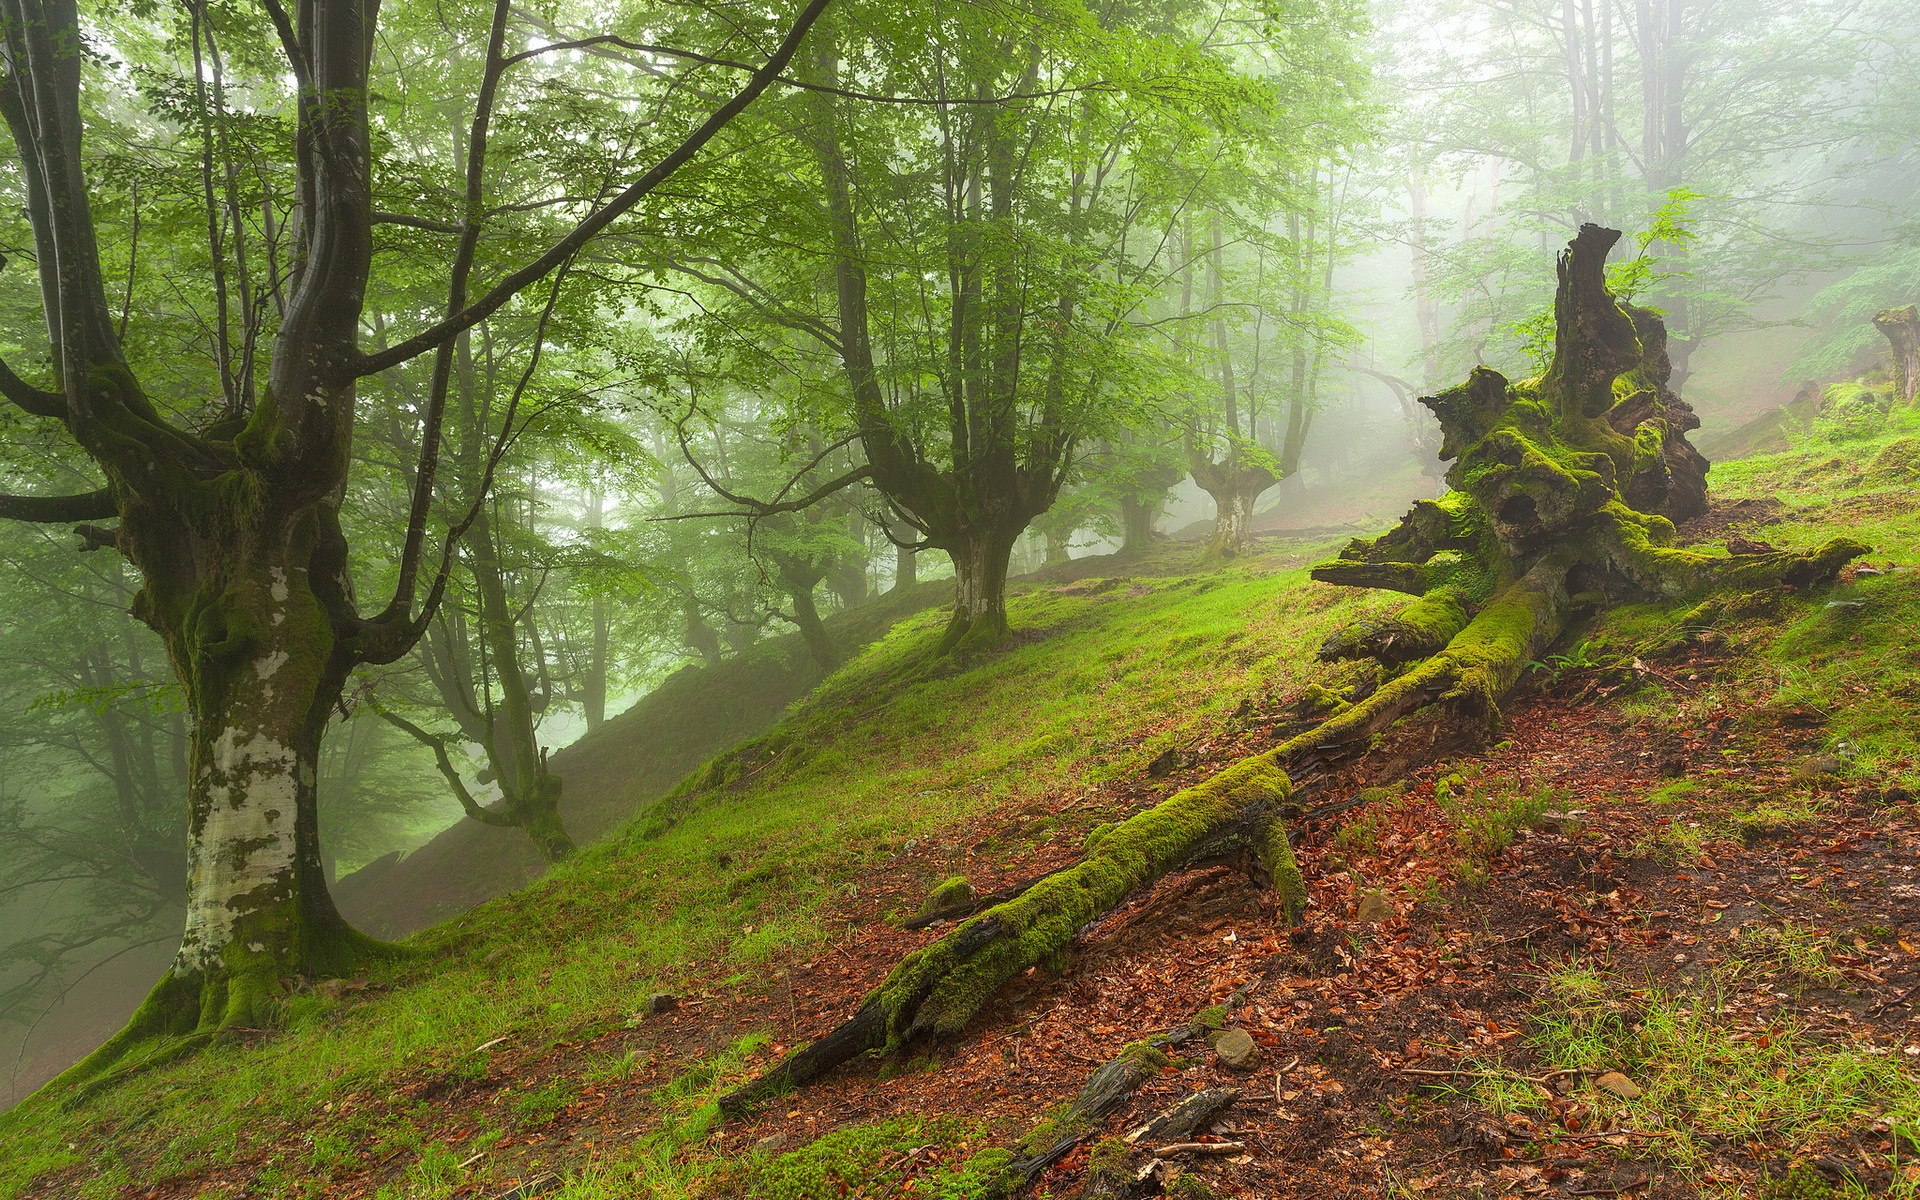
[8,416,1920,1199]
[0,536,1395,1198]
[336,576,955,939]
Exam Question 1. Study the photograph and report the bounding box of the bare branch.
[0,487,116,523]
[354,0,835,377]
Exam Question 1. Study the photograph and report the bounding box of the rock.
[1355,891,1395,924]
[647,993,680,1016]
[919,875,974,915]
[1594,1071,1642,1098]
[1212,1028,1261,1070]
[1793,755,1849,781]
[313,978,348,1001]
[1533,810,1585,836]
[752,1133,786,1154]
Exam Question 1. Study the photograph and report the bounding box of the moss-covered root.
[981,1041,1172,1197]
[1282,558,1571,763]
[718,757,1293,1114]
[1592,501,1870,598]
[1316,586,1470,666]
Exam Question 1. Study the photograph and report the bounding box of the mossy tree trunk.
[724,224,1867,1114]
[1192,453,1278,560]
[1876,305,1920,405]
[0,0,830,1089]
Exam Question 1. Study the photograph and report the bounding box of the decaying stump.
[719,224,1867,1119]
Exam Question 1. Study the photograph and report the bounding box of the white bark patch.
[268,568,289,603]
[255,650,289,680]
[175,727,301,972]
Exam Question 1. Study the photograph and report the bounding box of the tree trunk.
[939,523,1019,653]
[1875,305,1920,404]
[468,509,573,863]
[891,541,918,592]
[1118,494,1158,555]
[1192,457,1278,560]
[54,503,383,1086]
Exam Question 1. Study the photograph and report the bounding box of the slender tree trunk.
[467,509,573,863]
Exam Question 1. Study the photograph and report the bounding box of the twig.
[1566,1174,1650,1196]
[1399,1066,1582,1085]
[1151,1141,1246,1157]
[1868,982,1920,1015]
[1474,924,1552,952]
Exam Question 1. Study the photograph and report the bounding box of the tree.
[654,0,1369,649]
[0,0,830,1080]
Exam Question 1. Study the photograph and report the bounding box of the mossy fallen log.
[719,760,1301,1112]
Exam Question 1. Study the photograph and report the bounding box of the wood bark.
[1875,306,1920,404]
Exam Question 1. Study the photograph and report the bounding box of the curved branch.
[354,0,834,377]
[0,487,115,523]
[376,710,519,828]
[0,356,64,418]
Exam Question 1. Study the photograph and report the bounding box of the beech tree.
[652,0,1369,650]
[0,0,829,1078]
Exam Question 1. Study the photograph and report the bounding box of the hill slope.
[6,430,1920,1200]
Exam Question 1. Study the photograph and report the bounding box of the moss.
[920,876,974,915]
[861,754,1291,1046]
[1167,1176,1217,1199]
[1084,1136,1131,1184]
[1260,820,1307,924]
[1082,822,1116,854]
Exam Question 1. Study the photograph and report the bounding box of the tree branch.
[0,356,64,418]
[353,0,834,377]
[0,487,116,523]
[376,709,519,827]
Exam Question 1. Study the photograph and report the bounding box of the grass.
[1500,964,1920,1194]
[10,412,1920,1199]
[0,539,1393,1199]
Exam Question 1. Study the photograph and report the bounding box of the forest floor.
[7,430,1920,1200]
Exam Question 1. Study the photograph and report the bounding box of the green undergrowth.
[1478,965,1920,1197]
[0,540,1392,1199]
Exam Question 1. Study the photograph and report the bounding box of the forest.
[0,0,1918,1195]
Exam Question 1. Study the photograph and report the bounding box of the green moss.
[920,876,975,914]
[744,1117,976,1200]
[862,754,1291,1046]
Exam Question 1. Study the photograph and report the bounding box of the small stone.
[1594,1071,1642,1098]
[313,978,347,1000]
[752,1133,786,1154]
[1212,1027,1262,1070]
[1355,891,1395,924]
[1793,755,1848,781]
[1533,810,1585,836]
[647,993,680,1015]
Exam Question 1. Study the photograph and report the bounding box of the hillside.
[5,429,1920,1200]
